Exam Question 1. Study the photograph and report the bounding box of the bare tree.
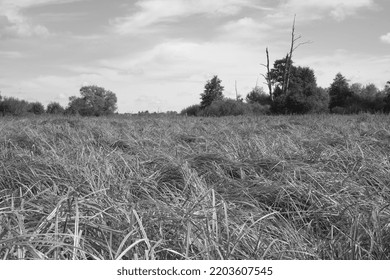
[261,15,311,99]
[261,47,273,101]
[283,15,311,95]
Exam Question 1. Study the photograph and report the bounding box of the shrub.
[0,97,30,116]
[46,102,65,114]
[180,104,201,116]
[246,103,271,115]
[331,106,347,114]
[200,98,246,117]
[28,102,45,115]
[246,87,271,105]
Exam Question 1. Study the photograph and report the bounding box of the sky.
[0,0,389,113]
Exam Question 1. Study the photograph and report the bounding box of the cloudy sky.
[0,0,389,113]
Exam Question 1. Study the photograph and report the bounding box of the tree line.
[181,69,390,117]
[0,85,117,117]
[181,16,390,117]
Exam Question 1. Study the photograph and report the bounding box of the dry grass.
[0,113,389,259]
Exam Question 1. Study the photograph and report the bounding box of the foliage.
[329,73,352,110]
[383,81,390,112]
[46,102,65,114]
[270,57,291,88]
[66,85,118,116]
[0,96,30,116]
[305,87,330,113]
[348,83,385,113]
[246,86,271,105]
[246,102,271,115]
[28,102,45,115]
[180,104,201,116]
[269,62,329,114]
[65,96,86,115]
[200,76,224,109]
[200,98,246,116]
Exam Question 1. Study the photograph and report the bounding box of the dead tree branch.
[284,15,311,95]
[261,47,273,101]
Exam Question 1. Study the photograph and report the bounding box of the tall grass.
[0,113,389,259]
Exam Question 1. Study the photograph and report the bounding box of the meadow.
[0,113,389,260]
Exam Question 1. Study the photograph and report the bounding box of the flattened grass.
[0,114,389,259]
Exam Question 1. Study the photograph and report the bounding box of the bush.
[246,103,271,115]
[199,99,244,117]
[180,104,201,116]
[0,97,30,116]
[305,87,330,113]
[271,86,329,114]
[200,99,248,117]
[28,102,45,115]
[46,102,65,114]
[246,87,271,105]
[331,106,347,114]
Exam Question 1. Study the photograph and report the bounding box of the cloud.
[0,50,24,58]
[0,0,81,38]
[96,40,260,82]
[220,17,271,42]
[380,33,390,44]
[111,0,254,34]
[274,0,374,22]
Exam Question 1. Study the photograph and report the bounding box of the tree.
[284,66,328,113]
[329,73,352,110]
[66,85,118,116]
[180,104,201,116]
[269,61,328,113]
[28,102,45,115]
[46,102,65,114]
[246,86,271,105]
[383,81,390,112]
[200,76,224,109]
[260,15,312,112]
[270,57,292,89]
[0,97,30,116]
[261,47,273,100]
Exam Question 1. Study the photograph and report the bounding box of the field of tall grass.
[0,114,389,260]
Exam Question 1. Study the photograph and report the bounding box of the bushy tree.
[66,85,117,116]
[349,83,384,113]
[284,67,328,113]
[246,86,271,105]
[200,76,224,109]
[270,57,292,88]
[269,60,328,114]
[28,102,45,115]
[0,97,30,116]
[329,73,352,111]
[46,102,65,114]
[65,96,87,115]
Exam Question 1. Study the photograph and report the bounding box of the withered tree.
[262,15,310,100]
